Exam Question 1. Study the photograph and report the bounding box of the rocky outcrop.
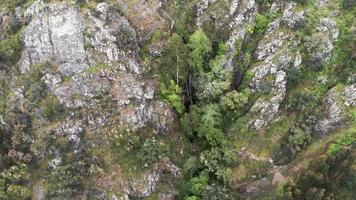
[343,84,356,107]
[248,2,300,130]
[116,0,169,43]
[306,18,339,66]
[127,158,181,198]
[17,1,175,134]
[316,84,356,134]
[225,0,258,70]
[19,2,88,75]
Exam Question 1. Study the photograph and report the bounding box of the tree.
[161,33,189,87]
[220,89,250,112]
[0,164,32,200]
[161,80,185,114]
[199,148,234,182]
[188,29,212,73]
[188,171,209,196]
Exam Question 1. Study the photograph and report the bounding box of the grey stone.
[343,84,356,107]
[127,158,181,198]
[19,3,88,75]
[281,2,305,28]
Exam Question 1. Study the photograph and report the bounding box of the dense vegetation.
[0,0,355,199]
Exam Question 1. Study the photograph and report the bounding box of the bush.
[196,55,232,101]
[188,171,209,196]
[113,128,140,152]
[199,148,234,183]
[46,165,81,199]
[161,80,185,114]
[188,29,212,72]
[0,33,21,64]
[0,164,32,200]
[220,89,250,112]
[137,137,169,167]
[287,127,312,152]
[183,156,203,178]
[342,0,356,9]
[327,133,355,155]
[253,13,278,37]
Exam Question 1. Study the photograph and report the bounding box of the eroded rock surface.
[18,1,175,134]
[316,84,356,134]
[127,158,181,198]
[248,2,300,130]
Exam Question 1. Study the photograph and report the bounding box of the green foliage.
[186,196,201,200]
[188,29,212,72]
[183,156,203,178]
[342,0,356,9]
[188,171,209,196]
[41,94,62,120]
[45,164,81,200]
[327,133,355,155]
[199,104,222,128]
[196,55,232,101]
[1,163,30,182]
[114,128,140,152]
[280,148,356,200]
[3,0,34,10]
[287,127,312,152]
[160,33,189,87]
[137,137,169,167]
[220,89,250,112]
[0,164,32,200]
[87,62,107,73]
[180,105,201,138]
[253,13,278,37]
[199,148,234,183]
[0,179,7,199]
[174,0,195,38]
[0,33,21,64]
[6,184,32,200]
[161,80,185,114]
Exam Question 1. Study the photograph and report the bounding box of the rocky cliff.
[0,0,355,199]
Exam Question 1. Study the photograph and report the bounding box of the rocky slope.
[0,0,355,199]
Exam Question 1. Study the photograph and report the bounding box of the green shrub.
[199,148,234,183]
[137,137,169,167]
[327,133,355,155]
[183,156,203,178]
[342,0,356,9]
[160,34,189,87]
[0,164,32,200]
[0,33,21,64]
[161,80,185,114]
[220,89,250,112]
[254,13,278,37]
[45,165,81,199]
[113,128,140,152]
[188,29,212,72]
[188,171,209,196]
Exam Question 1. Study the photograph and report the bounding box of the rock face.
[17,1,175,134]
[248,2,300,130]
[19,2,88,75]
[316,84,356,134]
[12,1,177,197]
[343,84,356,107]
[306,18,339,66]
[127,158,181,198]
[116,0,169,43]
[248,2,340,130]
